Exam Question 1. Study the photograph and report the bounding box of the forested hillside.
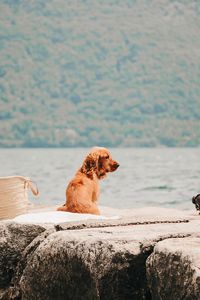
[0,0,200,147]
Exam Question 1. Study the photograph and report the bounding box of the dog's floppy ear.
[192,194,200,204]
[81,153,99,178]
[97,155,107,179]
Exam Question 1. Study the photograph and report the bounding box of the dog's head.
[81,147,119,179]
[192,194,200,213]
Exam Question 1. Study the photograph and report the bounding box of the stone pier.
[0,207,199,300]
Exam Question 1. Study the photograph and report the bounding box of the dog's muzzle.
[112,162,119,171]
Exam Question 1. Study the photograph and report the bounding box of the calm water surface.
[0,148,199,210]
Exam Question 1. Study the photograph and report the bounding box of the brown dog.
[57,147,119,215]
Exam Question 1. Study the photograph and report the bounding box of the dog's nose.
[115,162,120,169]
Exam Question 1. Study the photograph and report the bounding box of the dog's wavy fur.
[57,147,119,215]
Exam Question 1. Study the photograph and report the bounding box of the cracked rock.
[146,237,200,300]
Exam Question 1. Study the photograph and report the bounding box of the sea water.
[0,148,199,210]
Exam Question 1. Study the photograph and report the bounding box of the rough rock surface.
[20,231,151,300]
[0,222,46,299]
[19,217,200,300]
[0,207,199,300]
[146,236,200,300]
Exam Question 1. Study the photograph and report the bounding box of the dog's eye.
[105,155,109,159]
